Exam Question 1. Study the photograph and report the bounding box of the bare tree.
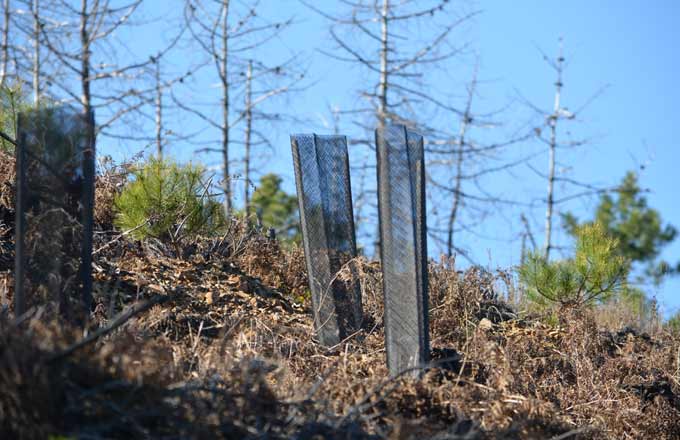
[542,39,568,260]
[518,38,608,261]
[154,57,162,157]
[243,58,253,215]
[0,0,11,87]
[441,69,479,258]
[181,0,299,216]
[22,0,187,152]
[5,0,51,94]
[311,0,475,130]
[147,53,202,158]
[148,53,196,158]
[307,0,477,252]
[219,1,231,213]
[0,0,33,89]
[241,58,305,217]
[31,0,39,104]
[424,65,535,261]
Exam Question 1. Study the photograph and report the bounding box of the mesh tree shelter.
[376,124,429,376]
[291,134,362,347]
[14,106,95,320]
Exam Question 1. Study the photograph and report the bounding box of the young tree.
[563,171,678,286]
[519,222,628,309]
[114,156,223,255]
[0,85,26,150]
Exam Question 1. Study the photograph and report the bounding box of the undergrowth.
[0,159,678,439]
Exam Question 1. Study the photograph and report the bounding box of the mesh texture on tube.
[376,124,429,376]
[14,106,95,318]
[291,134,362,346]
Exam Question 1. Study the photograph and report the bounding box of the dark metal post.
[14,106,95,321]
[291,134,362,347]
[13,115,26,317]
[376,124,429,376]
[79,109,95,313]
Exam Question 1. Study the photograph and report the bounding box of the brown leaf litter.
[0,168,679,439]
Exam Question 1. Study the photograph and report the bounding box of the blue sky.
[102,1,680,317]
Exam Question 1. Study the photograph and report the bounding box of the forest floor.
[1,152,679,439]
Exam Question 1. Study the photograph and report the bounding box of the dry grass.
[1,235,678,439]
[0,165,679,439]
[94,158,131,232]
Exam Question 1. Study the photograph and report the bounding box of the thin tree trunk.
[373,0,389,257]
[32,0,40,105]
[446,116,467,257]
[0,0,10,88]
[544,119,556,260]
[154,58,162,158]
[243,59,252,216]
[521,213,537,252]
[80,0,91,115]
[378,0,389,131]
[543,42,563,261]
[220,0,232,215]
[79,0,94,314]
[446,65,478,257]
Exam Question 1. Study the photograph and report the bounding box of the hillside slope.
[0,156,679,439]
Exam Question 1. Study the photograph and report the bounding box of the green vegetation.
[0,85,28,152]
[519,222,629,308]
[560,171,678,326]
[563,171,678,286]
[250,173,299,242]
[666,310,680,334]
[114,156,224,251]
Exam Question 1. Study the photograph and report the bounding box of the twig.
[0,129,15,145]
[48,294,170,362]
[92,221,150,255]
[337,362,438,426]
[11,305,46,328]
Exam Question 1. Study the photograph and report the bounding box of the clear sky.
[101,1,680,317]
